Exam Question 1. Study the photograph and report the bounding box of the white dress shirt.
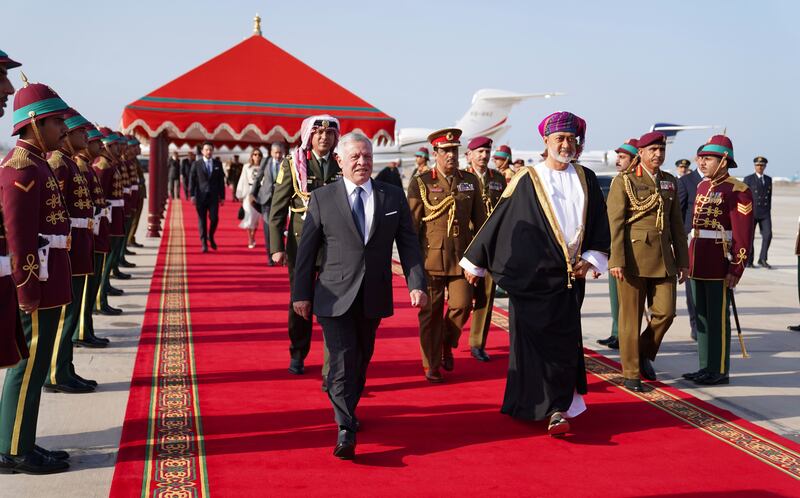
[342,177,374,243]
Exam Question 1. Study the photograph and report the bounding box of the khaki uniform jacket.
[268,154,341,260]
[607,168,689,277]
[468,166,507,213]
[407,168,487,276]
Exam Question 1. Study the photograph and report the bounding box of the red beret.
[637,131,666,148]
[468,136,492,151]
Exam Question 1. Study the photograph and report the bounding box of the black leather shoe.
[597,335,614,346]
[425,368,444,383]
[90,334,111,344]
[124,248,137,256]
[129,240,144,248]
[607,337,619,350]
[99,304,123,316]
[789,324,800,332]
[640,356,657,381]
[0,451,69,475]
[321,375,328,392]
[682,369,707,381]
[333,429,356,460]
[72,373,98,388]
[209,238,218,250]
[758,260,772,269]
[43,380,95,394]
[694,372,730,385]
[112,270,131,280]
[74,336,109,349]
[33,445,69,461]
[119,259,136,268]
[288,359,304,375]
[106,285,124,296]
[442,349,454,371]
[623,378,644,392]
[470,347,490,362]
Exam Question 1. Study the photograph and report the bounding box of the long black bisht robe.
[464,165,610,421]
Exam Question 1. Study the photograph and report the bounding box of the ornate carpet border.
[389,261,800,480]
[142,202,210,497]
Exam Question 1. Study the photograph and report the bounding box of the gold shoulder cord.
[288,157,310,215]
[622,174,664,233]
[416,177,456,236]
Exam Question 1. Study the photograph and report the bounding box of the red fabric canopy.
[121,35,395,148]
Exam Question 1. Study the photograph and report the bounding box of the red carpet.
[111,198,800,497]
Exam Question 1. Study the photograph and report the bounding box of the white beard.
[548,145,575,164]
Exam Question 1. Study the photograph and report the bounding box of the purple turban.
[538,111,587,144]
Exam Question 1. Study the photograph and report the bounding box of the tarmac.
[1,182,798,497]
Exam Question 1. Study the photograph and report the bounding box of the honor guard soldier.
[113,131,135,274]
[790,216,800,332]
[407,128,487,382]
[44,109,102,394]
[607,131,689,392]
[0,76,73,474]
[126,136,145,249]
[412,147,430,179]
[743,156,773,268]
[598,138,639,351]
[492,145,514,182]
[269,115,341,380]
[464,136,506,362]
[75,124,112,345]
[0,50,28,370]
[682,136,754,385]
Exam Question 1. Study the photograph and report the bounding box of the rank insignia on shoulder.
[660,181,675,191]
[457,182,474,192]
[13,180,35,192]
[737,202,752,215]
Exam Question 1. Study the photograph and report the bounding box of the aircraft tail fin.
[649,123,724,144]
[454,89,565,141]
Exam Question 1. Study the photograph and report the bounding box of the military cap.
[11,77,69,135]
[312,117,338,130]
[753,156,768,165]
[493,144,512,160]
[428,128,462,149]
[615,138,639,157]
[467,136,492,151]
[63,108,92,132]
[675,159,691,168]
[86,125,103,142]
[0,49,21,69]
[698,135,737,168]
[99,126,121,143]
[637,131,666,148]
[416,146,430,159]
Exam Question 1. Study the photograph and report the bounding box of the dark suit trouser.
[317,289,380,432]
[195,199,219,242]
[748,216,772,264]
[181,175,190,199]
[168,175,180,199]
[260,211,271,263]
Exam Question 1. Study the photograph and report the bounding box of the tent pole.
[146,134,163,237]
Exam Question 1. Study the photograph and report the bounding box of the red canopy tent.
[124,16,396,235]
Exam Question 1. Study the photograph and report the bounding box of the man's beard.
[548,145,575,164]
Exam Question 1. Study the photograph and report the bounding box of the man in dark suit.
[250,142,285,264]
[167,151,181,199]
[744,156,773,268]
[189,141,225,253]
[181,151,195,200]
[677,157,702,340]
[293,133,427,460]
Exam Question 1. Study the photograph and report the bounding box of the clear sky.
[2,1,797,177]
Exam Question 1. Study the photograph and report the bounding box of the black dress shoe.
[119,260,136,268]
[321,375,328,392]
[789,324,800,332]
[682,369,707,381]
[425,368,444,383]
[442,350,454,371]
[0,451,69,475]
[74,336,109,349]
[90,334,111,344]
[43,380,95,394]
[640,356,657,381]
[694,372,730,385]
[288,359,304,375]
[112,270,132,280]
[124,248,137,256]
[470,347,490,362]
[758,260,772,269]
[623,378,644,392]
[72,373,98,387]
[209,238,218,250]
[333,429,356,460]
[33,445,69,461]
[130,241,144,248]
[106,285,124,296]
[607,337,619,350]
[597,335,614,346]
[99,304,123,316]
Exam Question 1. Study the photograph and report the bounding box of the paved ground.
[1,183,798,497]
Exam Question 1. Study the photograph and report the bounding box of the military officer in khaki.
[607,131,689,392]
[464,136,506,362]
[270,115,341,381]
[407,128,487,382]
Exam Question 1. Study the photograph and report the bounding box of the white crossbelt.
[692,229,732,240]
[39,233,71,249]
[70,217,94,230]
[108,199,124,208]
[0,255,11,277]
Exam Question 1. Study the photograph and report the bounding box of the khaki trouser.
[418,274,473,370]
[468,274,495,349]
[617,273,677,379]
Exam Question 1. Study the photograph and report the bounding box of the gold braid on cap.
[622,173,664,233]
[416,177,456,236]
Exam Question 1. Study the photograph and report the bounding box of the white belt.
[692,229,732,240]
[0,255,11,277]
[70,217,94,230]
[109,199,124,208]
[39,233,72,250]
[92,214,102,235]
[123,187,132,194]
[131,185,139,191]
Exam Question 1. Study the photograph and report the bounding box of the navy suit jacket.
[743,173,772,219]
[189,157,225,203]
[677,169,702,234]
